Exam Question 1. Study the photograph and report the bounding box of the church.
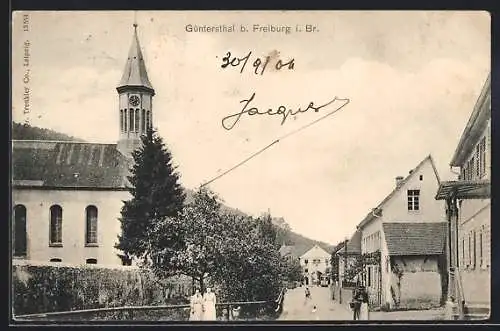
[12,24,155,266]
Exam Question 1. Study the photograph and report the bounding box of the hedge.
[12,263,192,317]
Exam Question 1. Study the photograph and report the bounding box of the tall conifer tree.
[116,127,186,264]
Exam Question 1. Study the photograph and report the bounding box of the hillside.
[13,123,334,253]
[12,122,85,142]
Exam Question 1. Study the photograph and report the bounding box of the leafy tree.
[115,128,186,265]
[213,214,283,303]
[167,187,226,293]
[281,256,303,283]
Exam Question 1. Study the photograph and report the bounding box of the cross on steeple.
[133,11,138,30]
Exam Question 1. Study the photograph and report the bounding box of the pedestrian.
[189,288,203,321]
[311,305,319,320]
[202,287,217,321]
[350,287,362,320]
[304,286,311,305]
[359,286,370,320]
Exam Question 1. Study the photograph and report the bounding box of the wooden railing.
[14,288,287,322]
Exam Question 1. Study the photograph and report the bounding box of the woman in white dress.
[359,287,370,320]
[202,288,217,321]
[189,288,203,321]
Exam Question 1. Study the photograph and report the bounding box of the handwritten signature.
[221,92,350,130]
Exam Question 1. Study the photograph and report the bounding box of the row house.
[338,155,448,310]
[435,73,491,320]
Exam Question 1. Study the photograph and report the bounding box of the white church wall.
[12,188,130,266]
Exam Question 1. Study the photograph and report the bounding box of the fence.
[13,288,287,322]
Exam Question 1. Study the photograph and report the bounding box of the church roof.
[12,140,131,189]
[117,24,154,93]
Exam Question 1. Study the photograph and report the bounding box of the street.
[279,286,352,320]
[278,286,445,321]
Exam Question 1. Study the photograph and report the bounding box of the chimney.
[395,176,404,187]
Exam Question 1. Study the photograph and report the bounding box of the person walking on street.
[350,288,362,320]
[189,288,203,321]
[304,287,311,305]
[358,286,370,320]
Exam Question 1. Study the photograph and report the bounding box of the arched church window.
[13,204,27,257]
[120,109,123,132]
[129,108,134,132]
[123,109,127,133]
[49,205,63,245]
[141,109,146,133]
[85,205,98,245]
[135,109,140,132]
[146,110,151,129]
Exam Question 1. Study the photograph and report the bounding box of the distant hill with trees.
[12,122,85,142]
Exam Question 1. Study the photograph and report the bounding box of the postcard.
[11,10,491,323]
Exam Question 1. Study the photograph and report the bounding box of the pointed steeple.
[117,23,155,94]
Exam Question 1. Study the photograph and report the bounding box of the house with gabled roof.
[11,24,154,266]
[435,73,490,320]
[298,244,332,286]
[335,230,361,287]
[350,155,448,310]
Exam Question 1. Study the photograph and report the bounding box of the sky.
[11,11,490,245]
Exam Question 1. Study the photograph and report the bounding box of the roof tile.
[382,222,447,256]
[12,141,130,189]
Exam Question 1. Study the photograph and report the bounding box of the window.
[13,204,27,257]
[469,157,475,180]
[461,166,466,180]
[479,137,486,178]
[419,175,423,181]
[304,259,308,264]
[120,110,123,132]
[475,145,480,177]
[141,109,146,132]
[407,190,420,211]
[123,109,128,132]
[462,238,465,267]
[367,266,372,287]
[304,268,308,273]
[86,258,97,264]
[85,205,98,245]
[135,109,140,132]
[49,205,63,245]
[479,228,484,267]
[50,258,62,262]
[472,230,477,269]
[484,225,490,267]
[129,108,134,131]
[147,111,151,129]
[468,233,472,268]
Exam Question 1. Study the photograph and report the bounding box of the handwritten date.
[221,51,295,75]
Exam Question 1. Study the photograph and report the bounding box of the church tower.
[117,23,155,157]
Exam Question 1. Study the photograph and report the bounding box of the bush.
[12,263,192,316]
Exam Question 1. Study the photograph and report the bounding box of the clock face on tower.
[129,95,140,107]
